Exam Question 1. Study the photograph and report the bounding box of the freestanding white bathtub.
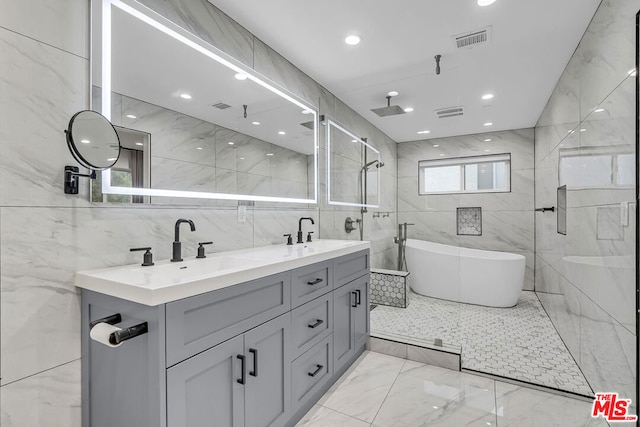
[405,239,525,307]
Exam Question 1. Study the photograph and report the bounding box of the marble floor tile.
[372,363,497,427]
[370,291,592,396]
[495,381,609,427]
[295,405,370,427]
[318,351,405,423]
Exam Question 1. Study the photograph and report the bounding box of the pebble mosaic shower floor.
[369,291,594,397]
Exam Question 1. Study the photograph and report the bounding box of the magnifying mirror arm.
[64,165,97,195]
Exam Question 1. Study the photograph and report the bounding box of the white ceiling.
[209,0,602,142]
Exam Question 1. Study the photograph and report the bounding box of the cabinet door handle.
[237,355,246,385]
[249,348,258,377]
[308,364,324,377]
[307,278,323,285]
[351,291,358,308]
[308,319,324,329]
[356,289,361,306]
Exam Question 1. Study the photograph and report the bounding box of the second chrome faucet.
[172,218,196,262]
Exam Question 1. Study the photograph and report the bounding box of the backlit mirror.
[91,0,318,204]
[326,119,381,207]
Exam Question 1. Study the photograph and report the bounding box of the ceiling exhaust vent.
[435,106,464,119]
[453,26,491,49]
[211,102,232,109]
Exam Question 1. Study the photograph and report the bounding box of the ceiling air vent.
[211,102,231,109]
[435,106,464,119]
[453,26,491,49]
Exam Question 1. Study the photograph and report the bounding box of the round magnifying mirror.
[65,110,121,170]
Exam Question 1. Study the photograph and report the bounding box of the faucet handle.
[306,231,314,243]
[130,247,154,267]
[283,234,293,245]
[196,241,213,259]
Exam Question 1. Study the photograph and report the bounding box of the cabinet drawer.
[165,272,290,367]
[291,294,332,358]
[334,250,369,288]
[291,261,332,308]
[291,335,332,411]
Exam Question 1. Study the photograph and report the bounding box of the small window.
[418,153,511,195]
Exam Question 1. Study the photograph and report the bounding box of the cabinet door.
[333,280,356,370]
[167,335,245,427]
[353,276,370,350]
[244,314,291,427]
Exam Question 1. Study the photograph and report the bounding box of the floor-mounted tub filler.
[405,239,525,307]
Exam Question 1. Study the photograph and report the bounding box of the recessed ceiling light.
[135,142,143,146]
[266,153,274,156]
[417,130,430,134]
[477,0,496,5]
[594,108,605,113]
[345,34,361,46]
[240,157,245,160]
[388,91,399,97]
[302,109,312,115]
[80,139,90,144]
[234,73,248,80]
[107,157,117,161]
[278,131,286,135]
[481,94,494,100]
[433,144,440,147]
[404,107,414,113]
[228,142,234,145]
[439,153,445,157]
[484,138,492,142]
[252,121,261,125]
[432,406,439,409]
[483,122,493,126]
[580,128,587,132]
[125,114,137,119]
[484,149,491,152]
[351,139,358,143]
[196,147,203,150]
[179,93,192,100]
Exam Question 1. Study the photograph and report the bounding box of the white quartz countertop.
[75,239,370,306]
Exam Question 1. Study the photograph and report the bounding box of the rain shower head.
[371,96,406,117]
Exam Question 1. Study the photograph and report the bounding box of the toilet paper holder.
[90,313,149,346]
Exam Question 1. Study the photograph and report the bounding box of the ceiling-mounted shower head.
[371,95,406,117]
[435,54,442,75]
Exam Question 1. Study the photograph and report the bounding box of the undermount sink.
[76,239,371,305]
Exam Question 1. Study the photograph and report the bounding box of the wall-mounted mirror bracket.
[64,166,97,194]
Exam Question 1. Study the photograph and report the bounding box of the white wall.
[0,1,397,424]
[534,0,637,404]
[397,129,535,290]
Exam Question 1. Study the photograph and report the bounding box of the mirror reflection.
[66,110,121,170]
[327,119,381,207]
[91,0,317,204]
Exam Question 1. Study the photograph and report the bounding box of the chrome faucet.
[297,217,315,243]
[171,218,196,262]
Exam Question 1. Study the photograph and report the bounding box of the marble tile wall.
[0,0,398,424]
[398,128,535,290]
[534,0,638,407]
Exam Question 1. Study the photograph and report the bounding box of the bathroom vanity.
[76,240,370,427]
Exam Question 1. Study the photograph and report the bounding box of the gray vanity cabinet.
[81,249,369,427]
[167,335,245,427]
[167,314,291,427]
[333,274,370,372]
